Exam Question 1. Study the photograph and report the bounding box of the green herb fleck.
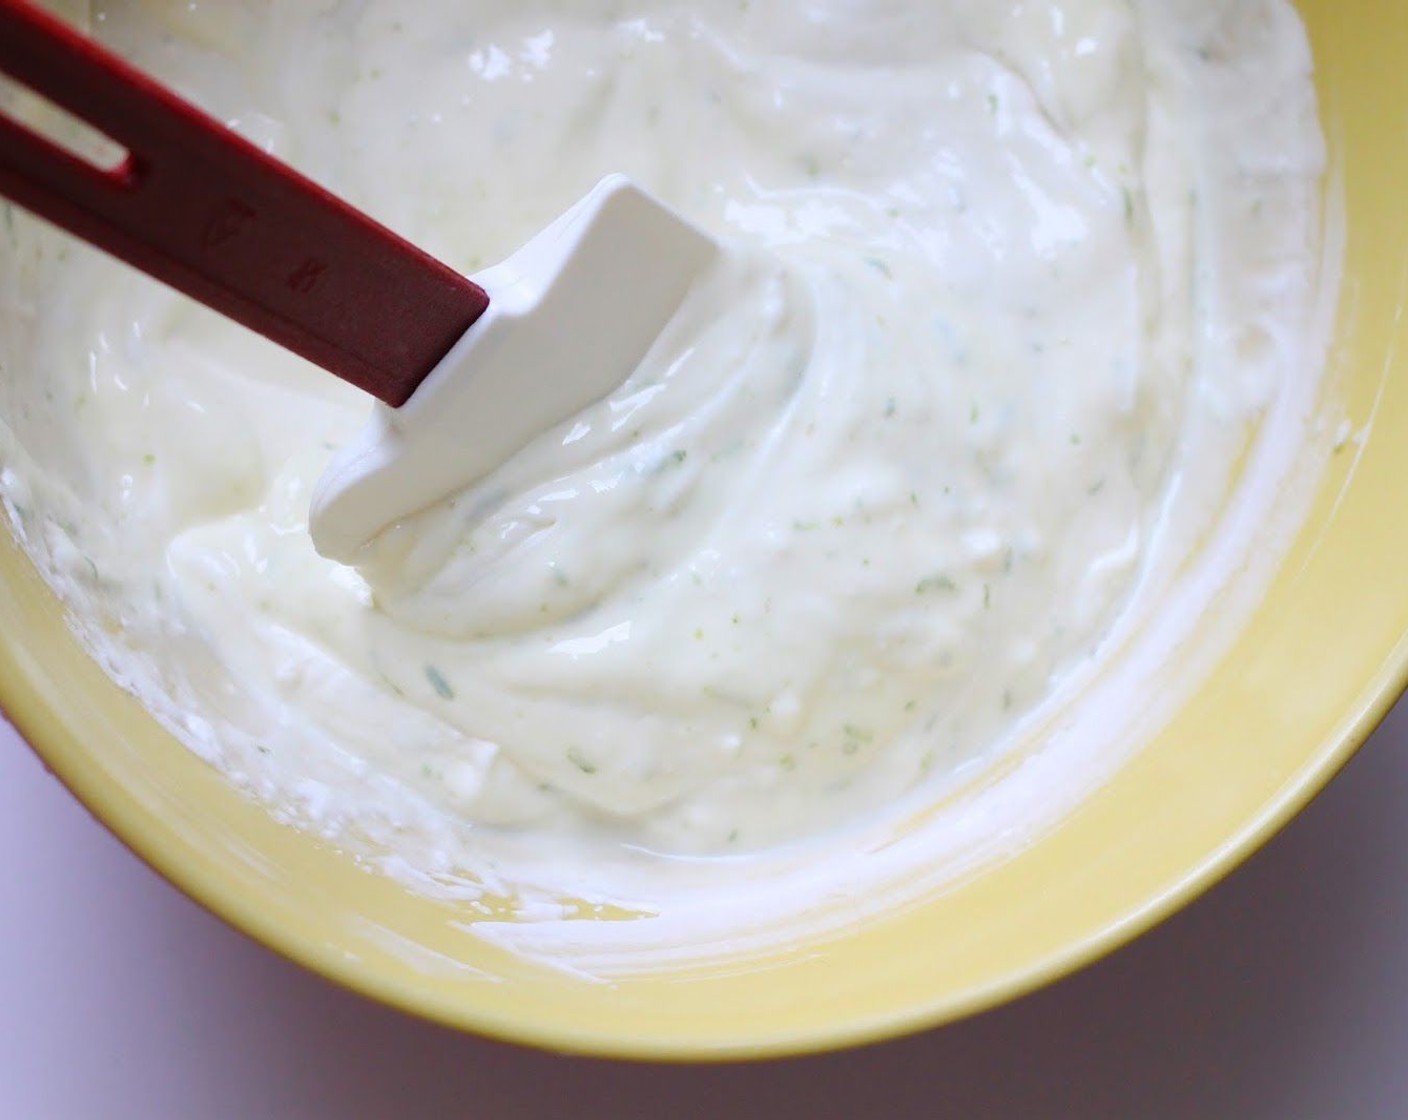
[567,747,598,775]
[916,574,958,595]
[867,257,894,279]
[884,396,897,418]
[843,723,873,744]
[424,665,455,700]
[983,583,992,610]
[647,448,689,475]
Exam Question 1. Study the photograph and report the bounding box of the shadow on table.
[157,700,1408,1120]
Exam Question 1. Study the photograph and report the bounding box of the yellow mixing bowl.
[1,1,1404,1060]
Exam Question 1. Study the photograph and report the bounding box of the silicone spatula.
[0,0,718,561]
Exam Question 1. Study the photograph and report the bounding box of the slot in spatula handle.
[0,0,490,406]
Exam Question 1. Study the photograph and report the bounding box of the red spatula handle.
[0,0,490,407]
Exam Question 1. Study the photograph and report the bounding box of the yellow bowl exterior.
[1,0,1405,1060]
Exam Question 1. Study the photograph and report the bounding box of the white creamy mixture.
[1,0,1329,896]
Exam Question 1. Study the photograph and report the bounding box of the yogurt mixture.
[1,1,1330,888]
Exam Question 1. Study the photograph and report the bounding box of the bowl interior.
[2,0,1406,1059]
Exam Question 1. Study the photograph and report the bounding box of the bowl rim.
[3,0,1403,1056]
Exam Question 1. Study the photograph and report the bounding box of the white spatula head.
[309,175,719,562]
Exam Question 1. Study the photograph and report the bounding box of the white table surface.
[3,696,1406,1120]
